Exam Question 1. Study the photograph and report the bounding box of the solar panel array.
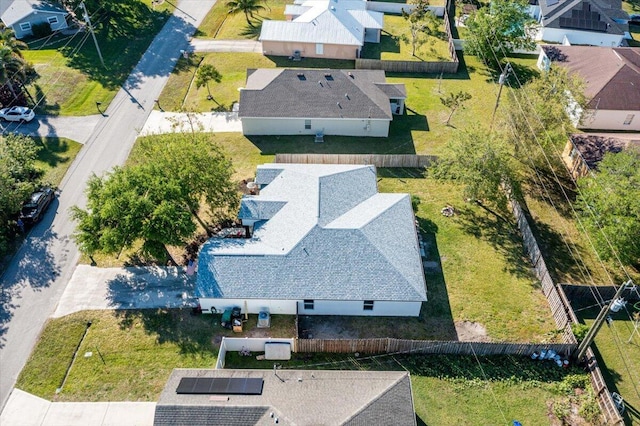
[559,2,608,31]
[176,377,264,395]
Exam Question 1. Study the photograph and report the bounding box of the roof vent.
[330,5,335,10]
[324,73,333,80]
[344,93,349,99]
[297,73,306,81]
[337,102,342,109]
[318,80,323,86]
[348,71,354,78]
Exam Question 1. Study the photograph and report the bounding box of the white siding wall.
[199,298,297,315]
[536,27,623,46]
[298,300,422,317]
[199,298,422,317]
[580,109,640,131]
[241,117,390,137]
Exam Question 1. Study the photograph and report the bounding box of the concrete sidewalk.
[0,389,155,426]
[139,110,242,136]
[189,39,262,53]
[52,265,197,318]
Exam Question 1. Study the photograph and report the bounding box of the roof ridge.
[342,373,412,424]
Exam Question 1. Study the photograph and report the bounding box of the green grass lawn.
[224,352,599,425]
[623,0,640,14]
[197,0,288,39]
[16,309,296,401]
[22,3,171,116]
[361,15,452,61]
[34,137,83,187]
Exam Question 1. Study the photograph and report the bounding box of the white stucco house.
[529,0,629,46]
[0,0,69,39]
[537,45,640,131]
[238,69,406,138]
[196,163,428,317]
[260,0,383,60]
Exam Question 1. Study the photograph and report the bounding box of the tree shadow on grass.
[33,136,73,169]
[115,308,216,356]
[456,203,533,281]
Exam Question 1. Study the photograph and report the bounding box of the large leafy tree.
[226,0,265,27]
[72,133,238,262]
[431,127,519,212]
[0,134,41,256]
[575,152,640,267]
[465,0,537,69]
[500,66,586,173]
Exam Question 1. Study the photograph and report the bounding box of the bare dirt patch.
[455,321,490,342]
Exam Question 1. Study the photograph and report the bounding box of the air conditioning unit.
[257,310,271,328]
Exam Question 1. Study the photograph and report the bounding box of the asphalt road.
[0,0,216,412]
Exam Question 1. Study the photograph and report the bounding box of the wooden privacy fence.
[295,338,575,357]
[507,195,623,424]
[275,153,436,168]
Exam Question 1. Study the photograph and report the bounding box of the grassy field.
[22,2,171,116]
[197,0,288,39]
[361,14,451,61]
[33,137,83,187]
[16,309,295,401]
[224,352,599,425]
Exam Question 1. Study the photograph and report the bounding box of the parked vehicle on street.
[19,188,55,224]
[0,106,36,122]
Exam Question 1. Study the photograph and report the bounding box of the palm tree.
[0,46,28,100]
[0,25,28,58]
[226,0,265,27]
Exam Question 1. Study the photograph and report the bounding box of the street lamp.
[154,99,164,112]
[95,101,104,116]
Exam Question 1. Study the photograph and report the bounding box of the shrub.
[31,22,53,39]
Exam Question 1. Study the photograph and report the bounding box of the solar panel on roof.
[176,377,264,395]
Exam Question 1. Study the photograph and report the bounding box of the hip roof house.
[0,0,69,39]
[537,45,640,131]
[196,163,427,317]
[238,68,406,137]
[260,0,383,59]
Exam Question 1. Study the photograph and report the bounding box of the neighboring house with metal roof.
[562,133,640,178]
[196,163,427,317]
[537,45,640,131]
[0,0,68,39]
[238,68,406,137]
[528,0,629,46]
[154,368,417,426]
[260,0,383,59]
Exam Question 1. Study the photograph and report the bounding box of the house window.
[363,300,374,311]
[304,299,314,310]
[304,119,311,130]
[315,43,324,55]
[19,22,31,32]
[47,16,59,25]
[624,114,635,125]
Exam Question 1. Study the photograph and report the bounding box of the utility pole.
[490,62,512,132]
[575,280,633,361]
[80,2,105,68]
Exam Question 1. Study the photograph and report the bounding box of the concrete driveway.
[189,39,262,53]
[1,115,102,144]
[52,265,197,318]
[140,110,242,135]
[0,389,155,426]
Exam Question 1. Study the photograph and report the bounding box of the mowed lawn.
[197,0,289,39]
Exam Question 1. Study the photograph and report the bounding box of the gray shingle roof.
[196,164,427,302]
[539,0,627,34]
[1,0,67,26]
[155,369,417,426]
[238,69,400,120]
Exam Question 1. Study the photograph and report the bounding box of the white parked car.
[0,106,36,122]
